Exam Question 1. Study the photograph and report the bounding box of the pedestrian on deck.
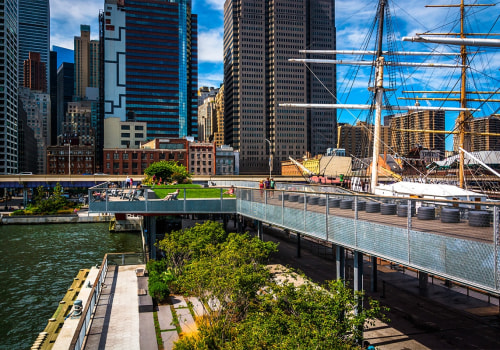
[130,177,134,188]
[270,178,275,197]
[264,178,270,189]
[259,180,264,198]
[125,176,130,188]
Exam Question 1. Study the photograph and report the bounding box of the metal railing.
[87,185,500,295]
[238,188,500,295]
[69,252,144,350]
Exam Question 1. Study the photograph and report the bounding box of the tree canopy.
[151,221,386,349]
[143,160,191,185]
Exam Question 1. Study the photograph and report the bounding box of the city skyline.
[49,1,500,120]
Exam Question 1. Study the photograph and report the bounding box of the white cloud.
[202,0,224,11]
[50,0,102,48]
[198,29,224,63]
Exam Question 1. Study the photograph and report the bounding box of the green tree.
[144,160,191,184]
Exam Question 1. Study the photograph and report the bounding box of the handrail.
[69,252,143,350]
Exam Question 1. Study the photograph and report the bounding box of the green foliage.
[28,183,73,215]
[144,161,191,185]
[152,220,386,348]
[157,221,229,272]
[147,259,175,303]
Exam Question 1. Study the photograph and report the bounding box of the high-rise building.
[470,116,500,152]
[102,0,198,140]
[214,85,225,147]
[223,0,336,174]
[74,25,100,99]
[198,95,217,142]
[50,51,58,145]
[57,63,75,139]
[19,87,51,173]
[18,0,50,90]
[52,45,74,66]
[388,110,445,157]
[23,52,47,92]
[337,122,390,159]
[18,99,38,174]
[0,0,19,174]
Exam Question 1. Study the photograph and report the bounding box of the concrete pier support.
[297,233,301,258]
[354,250,364,346]
[256,220,263,240]
[371,256,378,292]
[223,214,228,231]
[354,251,363,293]
[143,216,157,260]
[336,246,345,281]
[419,271,429,296]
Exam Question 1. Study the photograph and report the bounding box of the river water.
[0,223,143,350]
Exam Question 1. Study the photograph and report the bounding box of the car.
[18,172,33,175]
[93,172,108,175]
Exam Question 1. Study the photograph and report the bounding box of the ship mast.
[370,0,386,194]
[403,1,497,189]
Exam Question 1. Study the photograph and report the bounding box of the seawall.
[0,214,112,225]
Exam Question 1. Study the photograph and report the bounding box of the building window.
[142,153,147,160]
[121,125,130,130]
[132,153,138,160]
[135,125,144,130]
[123,153,129,160]
[113,153,119,160]
[121,133,130,138]
[135,133,143,138]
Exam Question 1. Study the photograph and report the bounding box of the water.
[0,223,143,350]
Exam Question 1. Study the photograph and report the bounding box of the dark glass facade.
[123,0,198,139]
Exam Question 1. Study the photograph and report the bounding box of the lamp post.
[265,138,272,178]
[64,143,71,175]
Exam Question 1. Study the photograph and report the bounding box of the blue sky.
[50,0,500,149]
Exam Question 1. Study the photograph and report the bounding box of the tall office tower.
[19,88,51,173]
[57,63,75,139]
[388,110,445,157]
[0,0,18,174]
[214,85,225,147]
[102,0,198,140]
[18,0,50,90]
[223,0,336,174]
[17,99,38,174]
[337,122,390,159]
[74,25,100,99]
[470,116,500,152]
[198,94,218,142]
[49,51,58,145]
[23,52,47,92]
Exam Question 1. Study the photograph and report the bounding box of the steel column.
[371,256,378,292]
[336,245,345,281]
[297,233,301,258]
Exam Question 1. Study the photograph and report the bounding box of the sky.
[50,0,500,148]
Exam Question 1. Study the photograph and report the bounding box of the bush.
[148,277,171,303]
[147,259,176,303]
[10,209,26,216]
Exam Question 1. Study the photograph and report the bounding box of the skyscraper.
[23,52,47,92]
[18,0,50,91]
[102,0,198,140]
[74,25,100,99]
[0,0,19,174]
[223,0,336,174]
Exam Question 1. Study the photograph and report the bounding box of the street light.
[265,138,272,179]
[64,143,71,175]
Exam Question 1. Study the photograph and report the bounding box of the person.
[125,176,130,188]
[259,180,264,198]
[129,177,134,188]
[264,177,270,189]
[224,185,235,196]
[270,178,275,198]
[162,189,179,201]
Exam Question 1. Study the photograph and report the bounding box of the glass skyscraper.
[0,0,19,174]
[18,0,50,91]
[103,0,198,141]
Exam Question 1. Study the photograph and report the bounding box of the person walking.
[125,176,130,188]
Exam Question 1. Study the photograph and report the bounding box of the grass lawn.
[151,184,235,199]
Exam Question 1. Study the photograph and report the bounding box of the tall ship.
[282,0,500,200]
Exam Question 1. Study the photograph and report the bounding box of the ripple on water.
[0,223,142,350]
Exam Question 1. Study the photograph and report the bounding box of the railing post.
[354,195,358,247]
[303,192,306,232]
[495,206,499,291]
[220,188,223,212]
[407,199,412,264]
[265,189,267,221]
[281,190,285,227]
[105,189,109,213]
[325,193,329,241]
